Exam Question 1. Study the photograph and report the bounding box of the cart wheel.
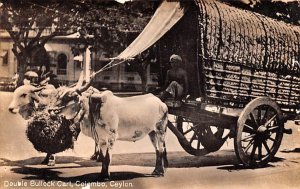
[234,97,284,167]
[176,116,228,156]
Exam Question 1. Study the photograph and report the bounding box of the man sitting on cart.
[159,54,189,102]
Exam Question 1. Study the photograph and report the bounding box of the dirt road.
[1,91,300,189]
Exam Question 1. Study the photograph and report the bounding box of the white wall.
[0,41,16,78]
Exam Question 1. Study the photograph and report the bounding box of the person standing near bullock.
[23,70,39,86]
[159,54,189,101]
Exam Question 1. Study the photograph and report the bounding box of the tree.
[223,0,300,25]
[0,0,79,85]
[75,1,157,54]
[74,1,158,92]
[126,48,158,93]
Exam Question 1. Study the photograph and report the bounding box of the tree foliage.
[223,0,300,25]
[0,0,80,85]
[75,1,158,55]
[0,0,79,56]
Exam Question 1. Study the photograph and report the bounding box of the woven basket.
[26,112,80,154]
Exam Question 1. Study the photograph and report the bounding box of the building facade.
[0,30,159,92]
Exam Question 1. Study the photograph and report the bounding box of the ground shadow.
[11,166,151,183]
[217,156,285,171]
[0,156,86,167]
[3,150,286,182]
[1,150,239,168]
[5,150,239,183]
[281,148,300,153]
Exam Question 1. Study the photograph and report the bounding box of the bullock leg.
[148,131,167,176]
[90,143,100,161]
[41,153,51,165]
[163,142,168,168]
[99,148,111,180]
[41,154,55,166]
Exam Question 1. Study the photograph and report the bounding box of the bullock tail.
[89,96,101,143]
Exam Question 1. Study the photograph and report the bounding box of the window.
[103,76,110,80]
[74,60,82,69]
[1,50,8,66]
[57,53,67,75]
[127,77,135,81]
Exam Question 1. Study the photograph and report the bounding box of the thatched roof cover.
[196,0,300,75]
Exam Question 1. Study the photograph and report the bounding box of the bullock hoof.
[47,155,55,166]
[47,160,55,166]
[151,169,164,177]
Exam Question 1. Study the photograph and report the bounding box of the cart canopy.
[115,0,187,60]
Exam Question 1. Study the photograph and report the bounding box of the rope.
[91,58,134,79]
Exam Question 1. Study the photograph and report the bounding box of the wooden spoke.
[258,142,263,160]
[262,141,271,154]
[267,126,279,132]
[244,138,255,153]
[264,114,277,127]
[241,134,256,142]
[197,138,201,150]
[189,132,197,144]
[257,108,262,125]
[183,127,194,135]
[250,113,259,128]
[267,136,278,143]
[244,124,256,133]
[261,106,270,123]
[193,123,201,127]
[250,141,258,159]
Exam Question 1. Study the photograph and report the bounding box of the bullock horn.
[73,71,84,89]
[31,86,45,92]
[39,77,50,86]
[76,72,96,93]
[76,80,92,93]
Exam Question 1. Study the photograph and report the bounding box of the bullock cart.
[96,0,300,168]
[166,66,298,167]
[156,0,300,167]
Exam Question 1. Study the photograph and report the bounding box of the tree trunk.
[138,64,149,93]
[141,72,148,93]
[16,54,29,87]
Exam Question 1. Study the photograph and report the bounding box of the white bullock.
[8,80,101,165]
[47,84,169,179]
[8,83,57,165]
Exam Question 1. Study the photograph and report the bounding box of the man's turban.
[170,54,182,63]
